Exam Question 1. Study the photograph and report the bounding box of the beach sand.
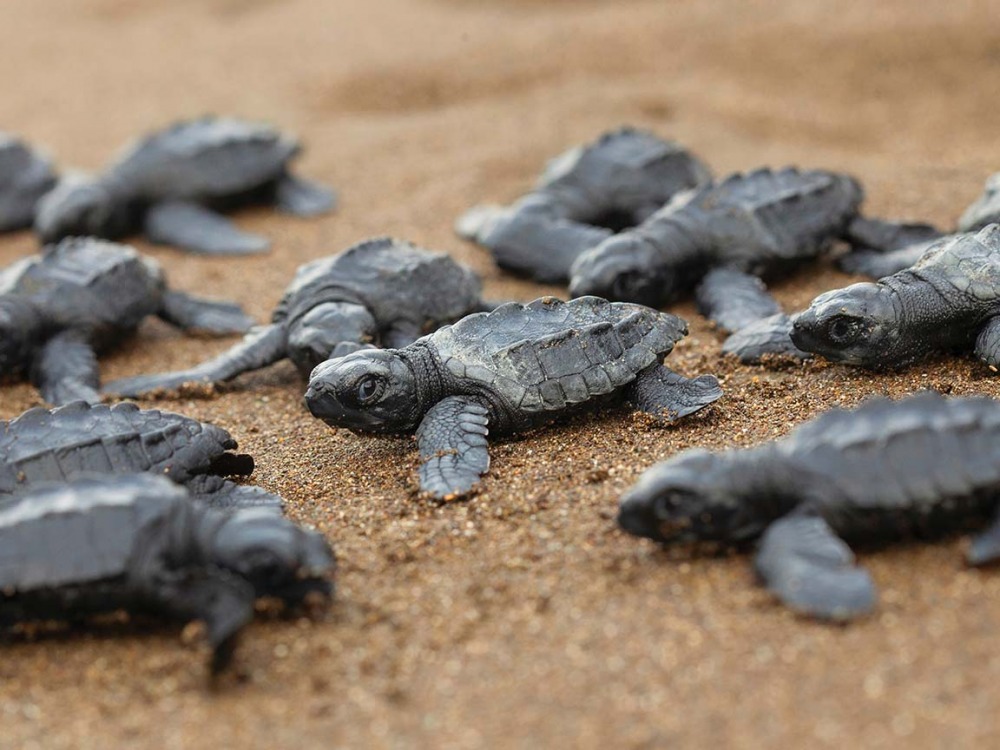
[2,1,1000,747]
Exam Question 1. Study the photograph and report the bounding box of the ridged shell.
[429,296,687,412]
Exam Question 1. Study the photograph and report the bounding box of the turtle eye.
[355,374,385,405]
[826,315,862,343]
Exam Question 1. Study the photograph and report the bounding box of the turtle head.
[304,348,420,434]
[211,508,335,603]
[790,282,900,367]
[568,234,670,307]
[618,449,763,545]
[34,174,116,243]
[287,302,378,376]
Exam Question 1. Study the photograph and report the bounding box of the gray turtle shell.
[0,133,57,231]
[0,238,164,343]
[653,166,862,270]
[766,393,1000,529]
[535,126,711,222]
[105,117,299,202]
[0,402,242,496]
[902,224,1000,312]
[272,237,482,331]
[0,474,188,591]
[427,296,687,413]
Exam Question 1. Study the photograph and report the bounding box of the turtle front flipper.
[415,396,490,500]
[695,267,782,333]
[974,317,1000,371]
[158,290,255,336]
[31,330,101,405]
[103,324,287,398]
[721,313,811,363]
[185,474,285,512]
[144,200,269,255]
[754,512,876,621]
[273,173,336,217]
[628,365,722,422]
[148,568,256,675]
[464,210,613,283]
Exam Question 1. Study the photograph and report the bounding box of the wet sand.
[2,1,1000,747]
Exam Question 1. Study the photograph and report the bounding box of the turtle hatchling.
[35,116,334,255]
[0,474,334,674]
[619,391,1000,620]
[0,401,282,510]
[791,224,1000,370]
[104,237,491,398]
[305,296,722,500]
[0,132,57,232]
[568,167,863,361]
[0,236,252,405]
[456,127,710,283]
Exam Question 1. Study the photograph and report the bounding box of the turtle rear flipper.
[967,505,1000,566]
[145,200,269,255]
[755,512,876,621]
[472,210,613,283]
[31,331,101,405]
[628,365,721,422]
[273,173,336,217]
[103,324,287,398]
[158,290,254,336]
[416,396,490,500]
[185,474,284,512]
[842,216,944,253]
[147,567,256,675]
[837,242,934,278]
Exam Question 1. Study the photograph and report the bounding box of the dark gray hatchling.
[0,236,252,405]
[305,296,722,500]
[0,474,334,674]
[568,167,863,362]
[456,127,710,283]
[34,116,334,255]
[0,132,57,232]
[791,224,1000,370]
[104,237,491,398]
[618,392,1000,621]
[0,401,282,510]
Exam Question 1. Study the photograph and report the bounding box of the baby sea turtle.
[568,167,862,361]
[618,392,1000,620]
[0,236,252,405]
[34,116,334,255]
[791,224,1000,369]
[0,133,57,232]
[305,296,722,499]
[0,474,334,674]
[0,401,282,510]
[104,237,491,398]
[456,127,710,283]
